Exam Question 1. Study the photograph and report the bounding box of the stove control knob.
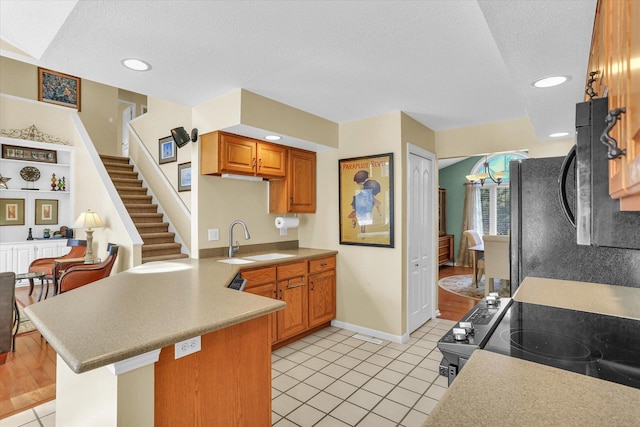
[459,321,474,335]
[489,292,500,300]
[452,327,468,341]
[486,295,497,305]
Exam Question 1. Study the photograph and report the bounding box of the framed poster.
[38,67,81,110]
[158,136,177,164]
[0,198,25,226]
[35,199,58,225]
[339,153,394,247]
[178,162,191,192]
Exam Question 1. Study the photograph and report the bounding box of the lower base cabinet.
[242,255,336,347]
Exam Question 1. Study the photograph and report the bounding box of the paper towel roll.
[275,217,299,229]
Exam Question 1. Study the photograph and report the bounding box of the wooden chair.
[28,239,87,297]
[1,272,16,364]
[58,245,119,293]
[463,230,485,286]
[483,235,510,296]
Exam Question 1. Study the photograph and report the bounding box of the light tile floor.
[0,318,456,427]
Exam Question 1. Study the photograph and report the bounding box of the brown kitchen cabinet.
[240,254,336,347]
[242,267,278,345]
[275,261,308,341]
[586,0,640,210]
[269,148,316,213]
[200,131,286,178]
[308,256,336,328]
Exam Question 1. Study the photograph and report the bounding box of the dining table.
[469,243,484,286]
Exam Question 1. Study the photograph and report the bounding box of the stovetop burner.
[483,301,640,390]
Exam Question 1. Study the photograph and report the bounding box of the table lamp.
[74,209,105,262]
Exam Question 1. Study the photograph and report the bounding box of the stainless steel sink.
[216,258,255,264]
[243,253,295,261]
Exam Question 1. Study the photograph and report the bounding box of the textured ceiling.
[0,0,597,144]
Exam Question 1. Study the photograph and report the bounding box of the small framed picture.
[2,144,57,164]
[38,67,81,110]
[159,136,177,164]
[0,198,25,226]
[35,199,58,225]
[178,162,191,192]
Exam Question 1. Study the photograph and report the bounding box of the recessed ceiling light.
[533,75,569,88]
[549,132,570,138]
[121,58,151,71]
[265,135,281,141]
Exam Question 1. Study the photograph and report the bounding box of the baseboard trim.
[330,320,409,344]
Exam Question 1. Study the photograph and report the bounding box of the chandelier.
[466,157,506,186]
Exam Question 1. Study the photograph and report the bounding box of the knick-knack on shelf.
[27,227,33,240]
[51,173,57,191]
[61,176,66,191]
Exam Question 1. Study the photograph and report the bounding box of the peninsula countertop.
[25,248,337,374]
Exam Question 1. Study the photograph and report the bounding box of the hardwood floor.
[1,286,57,419]
[1,266,476,419]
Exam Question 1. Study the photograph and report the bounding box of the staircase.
[99,155,189,263]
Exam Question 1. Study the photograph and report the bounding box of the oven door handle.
[558,144,576,229]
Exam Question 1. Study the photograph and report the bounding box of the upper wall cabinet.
[269,148,316,214]
[200,131,286,178]
[587,0,640,210]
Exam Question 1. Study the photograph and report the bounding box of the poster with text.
[339,153,394,247]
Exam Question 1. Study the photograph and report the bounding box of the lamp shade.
[74,210,105,229]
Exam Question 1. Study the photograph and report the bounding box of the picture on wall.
[2,144,57,164]
[38,67,81,110]
[158,136,177,164]
[339,153,394,247]
[35,199,58,225]
[178,162,191,192]
[0,198,25,226]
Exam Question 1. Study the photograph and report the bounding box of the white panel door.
[407,147,435,334]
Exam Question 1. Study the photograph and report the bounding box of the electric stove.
[483,301,640,390]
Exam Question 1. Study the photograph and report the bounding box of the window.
[470,152,527,235]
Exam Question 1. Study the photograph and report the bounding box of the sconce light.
[171,127,198,148]
[466,156,506,186]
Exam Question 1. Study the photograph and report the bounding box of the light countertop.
[423,350,640,427]
[25,248,336,373]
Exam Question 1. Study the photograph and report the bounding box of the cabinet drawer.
[241,267,276,288]
[277,261,307,280]
[308,256,336,274]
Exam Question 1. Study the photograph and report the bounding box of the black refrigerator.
[509,99,640,293]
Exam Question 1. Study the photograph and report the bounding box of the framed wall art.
[35,199,58,225]
[0,198,25,226]
[159,136,177,164]
[38,67,81,110]
[2,144,57,164]
[339,153,394,248]
[178,162,192,192]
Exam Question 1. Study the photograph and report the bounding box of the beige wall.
[0,56,120,156]
[435,117,574,160]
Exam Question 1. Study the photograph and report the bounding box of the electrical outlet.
[174,336,201,359]
[280,228,287,236]
[208,228,219,241]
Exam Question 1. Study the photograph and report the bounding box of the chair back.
[58,244,119,293]
[66,239,87,258]
[463,230,483,247]
[483,235,510,280]
[0,272,16,358]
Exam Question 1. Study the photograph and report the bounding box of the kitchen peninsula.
[25,249,336,427]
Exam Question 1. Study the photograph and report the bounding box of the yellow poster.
[339,153,394,247]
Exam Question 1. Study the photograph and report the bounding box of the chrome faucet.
[228,220,251,257]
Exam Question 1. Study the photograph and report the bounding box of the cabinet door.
[220,133,257,175]
[0,245,13,273]
[308,270,336,328]
[14,245,35,274]
[245,283,278,344]
[276,278,308,341]
[257,143,286,178]
[289,149,316,213]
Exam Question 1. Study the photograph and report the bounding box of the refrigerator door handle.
[558,145,577,228]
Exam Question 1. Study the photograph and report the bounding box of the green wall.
[438,156,482,263]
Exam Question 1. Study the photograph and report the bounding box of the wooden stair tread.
[140,232,175,238]
[142,253,189,263]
